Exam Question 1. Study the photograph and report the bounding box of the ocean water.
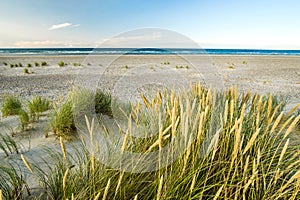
[0,48,300,56]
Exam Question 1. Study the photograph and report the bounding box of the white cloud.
[48,22,72,30]
[15,40,71,47]
[14,40,93,47]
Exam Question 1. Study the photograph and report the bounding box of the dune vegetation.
[0,84,300,199]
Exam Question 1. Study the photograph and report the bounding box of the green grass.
[28,96,51,122]
[18,109,30,131]
[1,96,22,117]
[34,62,40,67]
[0,163,29,199]
[1,84,300,199]
[41,61,48,66]
[58,61,66,67]
[51,99,76,139]
[0,133,20,156]
[72,63,81,67]
[94,89,113,117]
[23,68,29,74]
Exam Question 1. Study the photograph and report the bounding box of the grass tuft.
[41,61,48,66]
[51,99,76,139]
[58,61,66,67]
[1,96,22,117]
[28,96,51,122]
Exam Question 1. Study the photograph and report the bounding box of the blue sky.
[0,0,299,49]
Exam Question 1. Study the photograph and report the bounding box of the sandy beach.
[0,54,299,198]
[0,55,299,109]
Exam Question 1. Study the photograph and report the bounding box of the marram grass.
[0,83,300,199]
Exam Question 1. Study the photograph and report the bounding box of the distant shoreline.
[1,48,300,56]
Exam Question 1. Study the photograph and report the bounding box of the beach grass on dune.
[0,83,300,199]
[1,96,22,117]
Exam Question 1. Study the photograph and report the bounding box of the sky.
[0,0,300,49]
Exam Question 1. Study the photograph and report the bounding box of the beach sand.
[0,54,299,191]
[0,55,299,107]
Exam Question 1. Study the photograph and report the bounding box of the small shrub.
[124,65,129,69]
[10,64,14,68]
[1,96,22,117]
[28,96,51,121]
[51,100,76,139]
[18,109,30,131]
[18,63,22,67]
[34,62,40,67]
[58,61,65,67]
[23,68,29,74]
[3,62,7,66]
[27,63,32,68]
[228,65,235,69]
[41,61,48,66]
[185,65,189,69]
[242,61,247,64]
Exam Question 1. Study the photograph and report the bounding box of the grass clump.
[27,63,32,68]
[1,96,22,117]
[124,65,129,69]
[228,65,235,69]
[34,62,40,67]
[58,61,66,67]
[72,63,81,67]
[10,64,14,68]
[41,61,48,66]
[95,89,113,117]
[1,85,300,199]
[3,62,8,66]
[28,96,51,122]
[18,109,30,131]
[23,68,29,74]
[16,84,300,199]
[0,133,20,156]
[51,100,76,139]
[0,163,29,199]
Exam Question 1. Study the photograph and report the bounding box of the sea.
[0,48,300,56]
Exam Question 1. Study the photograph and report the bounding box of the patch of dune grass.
[58,61,66,67]
[0,133,20,156]
[41,61,48,66]
[0,163,29,199]
[18,109,30,131]
[15,85,300,199]
[34,62,40,67]
[23,68,29,74]
[1,84,300,199]
[51,99,76,139]
[28,96,51,122]
[1,96,22,117]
